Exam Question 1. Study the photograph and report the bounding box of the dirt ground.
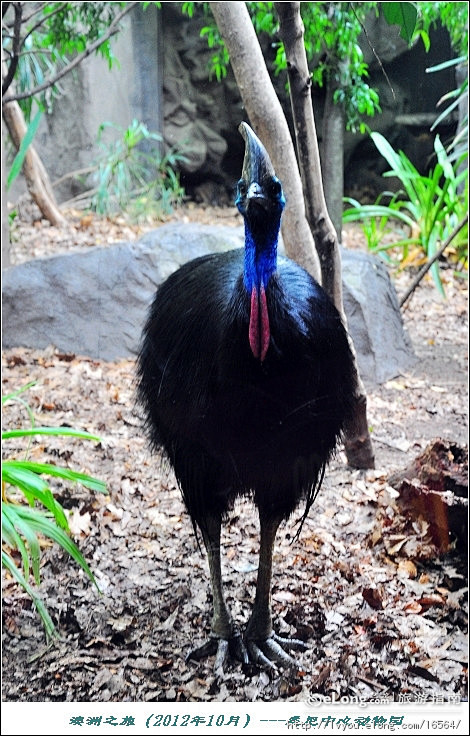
[2,211,468,703]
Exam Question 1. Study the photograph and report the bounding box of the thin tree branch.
[348,1,396,101]
[274,1,338,298]
[52,165,96,188]
[399,214,468,308]
[4,47,63,60]
[19,2,51,25]
[22,3,69,46]
[2,1,139,103]
[2,2,22,96]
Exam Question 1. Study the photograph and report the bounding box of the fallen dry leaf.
[2,216,467,703]
[68,509,91,536]
[397,559,418,579]
[362,587,384,610]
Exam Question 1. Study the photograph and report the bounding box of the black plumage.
[137,122,356,671]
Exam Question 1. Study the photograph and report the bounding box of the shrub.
[2,383,107,637]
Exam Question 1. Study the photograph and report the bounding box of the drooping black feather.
[137,246,356,534]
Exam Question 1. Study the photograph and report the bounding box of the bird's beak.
[239,122,275,191]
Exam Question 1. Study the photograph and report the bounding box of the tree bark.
[274,1,339,302]
[455,63,467,193]
[275,1,374,469]
[399,214,468,308]
[209,1,320,281]
[2,98,67,228]
[321,78,345,244]
[2,126,11,267]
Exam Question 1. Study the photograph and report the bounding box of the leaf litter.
[2,216,468,702]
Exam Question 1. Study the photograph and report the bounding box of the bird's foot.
[245,632,308,669]
[186,632,249,678]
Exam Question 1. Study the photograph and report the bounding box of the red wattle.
[249,285,270,361]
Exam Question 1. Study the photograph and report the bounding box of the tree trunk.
[321,78,345,243]
[275,1,374,469]
[2,99,66,228]
[209,1,320,281]
[455,63,467,193]
[130,3,164,157]
[2,127,10,267]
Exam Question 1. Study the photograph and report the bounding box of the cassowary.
[137,122,356,672]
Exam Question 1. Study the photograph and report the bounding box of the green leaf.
[431,94,465,132]
[2,382,37,405]
[382,2,418,44]
[342,203,416,228]
[2,550,58,639]
[2,382,107,638]
[2,427,101,441]
[3,463,50,493]
[2,508,32,581]
[415,29,430,53]
[3,461,107,495]
[426,56,467,73]
[370,131,404,171]
[7,110,43,190]
[13,506,98,589]
[2,464,69,529]
[2,504,42,584]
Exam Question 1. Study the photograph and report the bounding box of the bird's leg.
[244,512,307,668]
[203,514,234,640]
[186,514,248,675]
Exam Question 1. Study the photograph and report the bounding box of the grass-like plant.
[90,119,187,220]
[2,383,107,638]
[344,190,407,258]
[428,55,468,162]
[343,131,468,294]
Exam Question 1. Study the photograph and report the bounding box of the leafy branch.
[2,2,139,103]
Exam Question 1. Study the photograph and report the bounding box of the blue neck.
[243,219,280,293]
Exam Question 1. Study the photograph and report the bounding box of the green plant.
[2,3,129,120]
[182,2,381,133]
[6,108,43,191]
[343,131,468,292]
[427,56,468,162]
[343,192,407,258]
[89,119,186,220]
[2,383,107,638]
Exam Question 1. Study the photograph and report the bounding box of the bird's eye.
[268,177,282,198]
[238,179,247,196]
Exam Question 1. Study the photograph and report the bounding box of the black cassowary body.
[137,122,356,672]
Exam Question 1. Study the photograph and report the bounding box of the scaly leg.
[244,511,307,668]
[186,514,248,676]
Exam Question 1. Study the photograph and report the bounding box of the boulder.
[341,249,416,384]
[2,223,415,384]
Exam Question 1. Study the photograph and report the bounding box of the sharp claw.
[229,633,250,665]
[244,633,308,668]
[186,633,249,675]
[272,632,308,651]
[214,639,229,679]
[260,637,295,666]
[186,631,308,671]
[246,640,277,669]
[186,638,218,663]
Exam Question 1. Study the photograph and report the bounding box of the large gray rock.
[2,223,415,385]
[341,250,415,384]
